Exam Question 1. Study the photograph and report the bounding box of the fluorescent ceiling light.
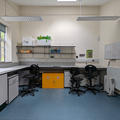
[57,0,77,2]
[0,16,43,22]
[76,16,120,21]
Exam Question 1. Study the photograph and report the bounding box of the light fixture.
[76,0,120,21]
[76,16,120,21]
[0,16,43,22]
[1,0,43,22]
[57,0,77,1]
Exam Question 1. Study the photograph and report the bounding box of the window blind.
[0,23,6,33]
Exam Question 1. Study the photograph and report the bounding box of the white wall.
[3,2,118,65]
[100,0,120,67]
[20,6,100,61]
[0,0,20,62]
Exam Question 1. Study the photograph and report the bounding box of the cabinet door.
[105,42,120,60]
[112,42,120,59]
[104,44,112,60]
[42,73,58,88]
[42,73,50,88]
[0,74,7,106]
[9,76,19,103]
[55,73,64,88]
[42,73,64,88]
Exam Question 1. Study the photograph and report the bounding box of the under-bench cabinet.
[0,74,7,106]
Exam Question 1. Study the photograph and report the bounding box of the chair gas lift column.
[20,64,41,97]
[69,68,85,96]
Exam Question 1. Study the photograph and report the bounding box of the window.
[0,23,6,62]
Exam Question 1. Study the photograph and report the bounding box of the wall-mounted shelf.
[16,45,75,47]
[17,52,75,55]
[16,45,76,60]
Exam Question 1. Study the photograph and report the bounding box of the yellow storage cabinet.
[42,73,64,88]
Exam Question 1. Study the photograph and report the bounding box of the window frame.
[0,28,6,62]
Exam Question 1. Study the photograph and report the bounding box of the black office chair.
[20,64,41,97]
[84,65,100,95]
[69,68,85,96]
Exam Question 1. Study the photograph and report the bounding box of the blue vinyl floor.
[0,89,120,120]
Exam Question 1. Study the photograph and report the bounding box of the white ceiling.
[9,0,112,6]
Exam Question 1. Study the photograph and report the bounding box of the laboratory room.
[0,0,120,120]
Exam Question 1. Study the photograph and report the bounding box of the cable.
[79,0,82,16]
[5,0,7,16]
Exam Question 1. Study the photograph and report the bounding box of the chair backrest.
[70,67,80,76]
[85,65,97,77]
[30,64,40,75]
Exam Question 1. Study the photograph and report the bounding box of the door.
[42,73,64,88]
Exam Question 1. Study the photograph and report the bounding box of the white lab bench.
[0,65,106,109]
[0,66,28,75]
[0,66,28,106]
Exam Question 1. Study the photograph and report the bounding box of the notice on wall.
[86,50,93,58]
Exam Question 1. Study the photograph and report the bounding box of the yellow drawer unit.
[42,73,64,88]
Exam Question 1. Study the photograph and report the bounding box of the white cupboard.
[0,74,7,106]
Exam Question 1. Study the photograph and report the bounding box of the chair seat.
[24,74,35,78]
[74,74,84,81]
